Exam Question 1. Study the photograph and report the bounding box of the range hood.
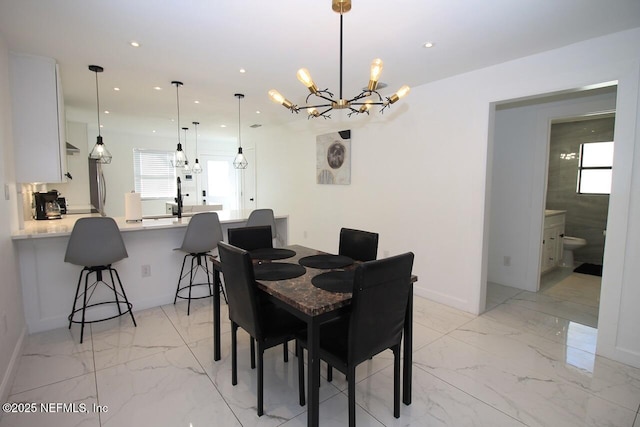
[66,142,80,154]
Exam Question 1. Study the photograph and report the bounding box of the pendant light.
[233,93,248,169]
[88,65,112,164]
[191,121,203,174]
[181,127,192,174]
[170,81,187,167]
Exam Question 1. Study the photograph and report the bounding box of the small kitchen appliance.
[33,191,62,220]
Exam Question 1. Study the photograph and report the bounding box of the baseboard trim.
[0,325,26,404]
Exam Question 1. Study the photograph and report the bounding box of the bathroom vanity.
[541,210,566,273]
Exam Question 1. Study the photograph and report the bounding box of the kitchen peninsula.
[12,210,288,333]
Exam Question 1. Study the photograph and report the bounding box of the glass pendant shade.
[233,147,248,169]
[192,158,203,174]
[89,135,112,164]
[173,143,187,167]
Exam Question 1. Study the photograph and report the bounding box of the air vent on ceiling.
[250,124,262,128]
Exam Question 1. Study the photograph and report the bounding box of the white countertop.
[12,210,288,240]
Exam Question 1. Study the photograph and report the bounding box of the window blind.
[133,149,176,199]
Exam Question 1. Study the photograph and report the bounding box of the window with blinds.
[133,149,176,199]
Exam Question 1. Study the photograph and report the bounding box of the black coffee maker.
[33,191,62,220]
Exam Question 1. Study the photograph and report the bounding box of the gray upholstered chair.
[65,217,136,343]
[174,212,225,315]
[246,208,278,246]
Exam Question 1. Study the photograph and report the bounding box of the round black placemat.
[249,248,296,261]
[254,263,306,281]
[311,270,355,293]
[298,254,354,269]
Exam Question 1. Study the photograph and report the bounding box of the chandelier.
[268,0,410,119]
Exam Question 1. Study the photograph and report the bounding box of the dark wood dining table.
[211,244,417,427]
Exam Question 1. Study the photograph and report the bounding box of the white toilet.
[561,236,587,267]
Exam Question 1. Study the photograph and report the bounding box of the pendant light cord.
[175,82,181,143]
[95,71,101,137]
[237,95,242,149]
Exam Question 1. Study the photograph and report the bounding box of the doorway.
[484,85,617,330]
[201,154,240,211]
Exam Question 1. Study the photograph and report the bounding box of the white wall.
[488,89,617,292]
[0,35,27,404]
[253,28,640,367]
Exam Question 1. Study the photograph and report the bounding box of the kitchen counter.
[12,210,286,240]
[13,210,289,333]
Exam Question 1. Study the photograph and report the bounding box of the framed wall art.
[316,130,351,185]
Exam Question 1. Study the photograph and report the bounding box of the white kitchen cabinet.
[541,211,565,274]
[9,53,67,183]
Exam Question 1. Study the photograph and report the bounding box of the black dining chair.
[339,228,379,262]
[324,227,380,380]
[228,225,291,365]
[218,241,305,417]
[227,225,273,251]
[297,252,414,427]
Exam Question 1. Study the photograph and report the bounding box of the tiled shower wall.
[546,116,614,265]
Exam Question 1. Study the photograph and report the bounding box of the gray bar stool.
[246,208,278,247]
[65,217,137,343]
[174,212,225,315]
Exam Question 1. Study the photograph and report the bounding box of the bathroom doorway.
[484,84,618,330]
[538,113,615,326]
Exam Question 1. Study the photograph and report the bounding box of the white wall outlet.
[303,231,308,239]
[504,256,511,266]
[141,265,151,277]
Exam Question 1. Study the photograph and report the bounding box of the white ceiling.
[1,0,639,142]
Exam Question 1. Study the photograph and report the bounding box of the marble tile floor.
[2,293,639,427]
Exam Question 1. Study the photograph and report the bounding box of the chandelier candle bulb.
[368,58,384,90]
[297,68,319,93]
[389,85,411,104]
[268,89,294,109]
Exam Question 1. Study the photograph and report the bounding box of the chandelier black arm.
[347,90,385,104]
[306,90,335,104]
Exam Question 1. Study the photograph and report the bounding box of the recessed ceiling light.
[239,68,246,73]
[154,86,162,91]
[129,41,141,48]
[104,110,110,114]
[152,130,156,133]
[423,42,434,48]
[256,110,261,114]
[194,100,200,104]
[113,87,120,91]
[220,124,227,128]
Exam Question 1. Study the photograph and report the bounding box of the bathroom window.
[133,149,177,200]
[577,141,614,194]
